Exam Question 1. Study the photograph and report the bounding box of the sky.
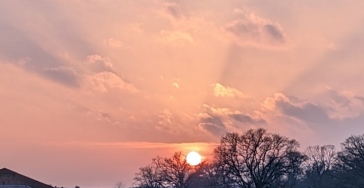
[1,0,364,187]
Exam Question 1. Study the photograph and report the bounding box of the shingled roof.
[0,168,53,188]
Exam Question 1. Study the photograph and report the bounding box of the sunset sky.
[1,0,364,187]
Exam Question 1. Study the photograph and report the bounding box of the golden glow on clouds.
[213,83,245,98]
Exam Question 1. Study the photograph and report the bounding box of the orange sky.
[1,0,364,187]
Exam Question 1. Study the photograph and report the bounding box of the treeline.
[131,128,364,188]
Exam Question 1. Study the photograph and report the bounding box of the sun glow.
[186,151,202,166]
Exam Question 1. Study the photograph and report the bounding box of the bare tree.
[134,152,206,188]
[197,160,235,188]
[134,158,164,188]
[115,181,126,188]
[157,152,207,188]
[337,134,364,187]
[303,145,337,188]
[214,128,306,188]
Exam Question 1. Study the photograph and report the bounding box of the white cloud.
[234,8,244,14]
[129,22,143,33]
[84,71,138,93]
[324,88,364,119]
[104,38,123,48]
[159,30,194,46]
[212,83,245,98]
[262,93,290,111]
[203,104,230,116]
[158,109,172,126]
[86,54,113,70]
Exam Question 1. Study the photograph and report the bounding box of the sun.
[186,151,202,166]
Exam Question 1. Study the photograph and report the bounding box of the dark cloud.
[266,93,364,144]
[224,14,286,46]
[264,24,284,41]
[0,24,82,87]
[225,20,254,37]
[42,67,79,87]
[355,96,364,103]
[199,115,226,136]
[0,24,58,67]
[229,113,266,125]
[276,99,330,124]
[163,3,184,19]
[0,0,98,88]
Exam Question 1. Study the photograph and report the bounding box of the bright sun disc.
[186,151,202,166]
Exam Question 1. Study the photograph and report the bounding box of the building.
[0,168,53,188]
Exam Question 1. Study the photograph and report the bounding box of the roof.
[0,185,32,188]
[0,168,53,188]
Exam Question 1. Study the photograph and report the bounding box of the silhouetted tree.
[133,158,163,188]
[214,128,306,188]
[134,152,206,188]
[272,150,307,188]
[192,160,234,188]
[114,181,127,188]
[336,134,364,187]
[302,145,337,188]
